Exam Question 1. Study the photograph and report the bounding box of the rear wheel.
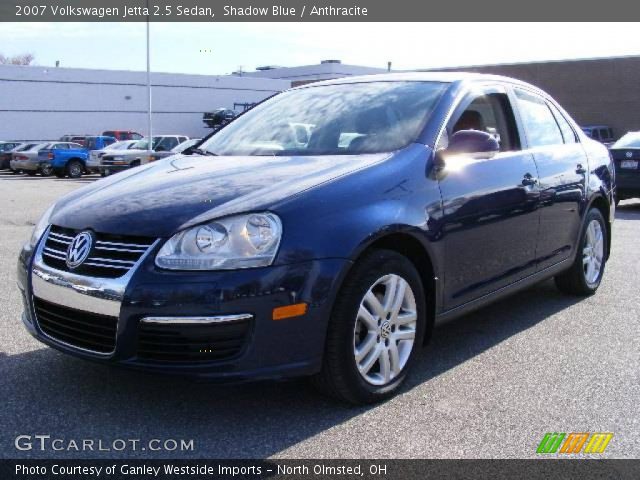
[66,160,83,179]
[555,208,607,296]
[40,164,53,176]
[312,249,426,404]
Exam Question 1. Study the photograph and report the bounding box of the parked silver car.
[87,140,138,173]
[10,142,83,175]
[149,138,201,161]
[99,135,189,175]
[1,142,34,169]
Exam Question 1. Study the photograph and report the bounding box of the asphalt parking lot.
[1,171,639,459]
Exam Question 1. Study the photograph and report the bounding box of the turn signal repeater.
[272,303,308,320]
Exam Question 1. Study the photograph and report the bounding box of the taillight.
[15,155,28,160]
[48,152,54,159]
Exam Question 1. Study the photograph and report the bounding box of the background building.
[238,59,387,86]
[2,56,637,142]
[0,65,288,141]
[425,55,640,139]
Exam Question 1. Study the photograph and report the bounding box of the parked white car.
[87,140,138,173]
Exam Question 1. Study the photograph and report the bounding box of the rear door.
[438,85,541,309]
[513,88,587,271]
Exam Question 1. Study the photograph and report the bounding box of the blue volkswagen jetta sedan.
[17,73,614,404]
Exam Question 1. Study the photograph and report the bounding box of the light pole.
[146,0,152,147]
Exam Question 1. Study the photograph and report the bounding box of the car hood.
[104,149,148,157]
[51,152,391,237]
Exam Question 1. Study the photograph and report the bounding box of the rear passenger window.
[515,89,564,147]
[547,103,577,144]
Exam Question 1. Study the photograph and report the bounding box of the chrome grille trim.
[41,226,156,279]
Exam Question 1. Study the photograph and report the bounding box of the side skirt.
[435,258,572,325]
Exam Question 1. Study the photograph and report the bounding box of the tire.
[40,164,53,177]
[555,208,608,296]
[66,160,83,179]
[100,171,106,177]
[131,160,141,168]
[312,249,426,404]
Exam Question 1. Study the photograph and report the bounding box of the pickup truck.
[38,144,90,178]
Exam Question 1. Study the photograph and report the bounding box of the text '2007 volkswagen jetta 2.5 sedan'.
[17,73,615,404]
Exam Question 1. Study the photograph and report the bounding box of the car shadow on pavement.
[0,279,584,459]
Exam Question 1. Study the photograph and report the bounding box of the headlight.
[155,212,282,270]
[29,204,55,248]
[112,156,124,161]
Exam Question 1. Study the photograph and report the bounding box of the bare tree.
[0,53,35,65]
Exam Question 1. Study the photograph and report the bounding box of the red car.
[101,130,143,141]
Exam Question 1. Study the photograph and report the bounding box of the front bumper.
[616,167,640,199]
[18,233,349,381]
[99,164,130,174]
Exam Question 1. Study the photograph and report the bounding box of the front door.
[437,86,541,309]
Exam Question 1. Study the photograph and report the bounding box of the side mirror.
[446,129,500,156]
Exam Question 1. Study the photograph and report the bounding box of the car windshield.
[199,81,447,156]
[612,132,640,149]
[132,137,161,150]
[172,139,200,152]
[107,141,134,151]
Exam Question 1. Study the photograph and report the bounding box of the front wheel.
[555,208,608,296]
[312,249,426,404]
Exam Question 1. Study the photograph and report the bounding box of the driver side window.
[445,92,520,152]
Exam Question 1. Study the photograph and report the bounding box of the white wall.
[240,62,386,82]
[0,65,290,141]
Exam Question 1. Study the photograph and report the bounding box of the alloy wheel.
[583,219,604,285]
[353,274,417,386]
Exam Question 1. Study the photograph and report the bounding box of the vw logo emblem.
[380,320,392,339]
[626,151,633,158]
[66,231,93,269]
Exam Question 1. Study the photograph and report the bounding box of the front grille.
[101,156,129,166]
[137,319,251,363]
[42,226,154,278]
[34,297,118,354]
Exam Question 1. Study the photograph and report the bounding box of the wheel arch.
[346,231,438,345]
[586,193,612,260]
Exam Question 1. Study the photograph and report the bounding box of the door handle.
[576,164,587,174]
[521,173,538,186]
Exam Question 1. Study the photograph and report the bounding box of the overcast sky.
[2,22,639,74]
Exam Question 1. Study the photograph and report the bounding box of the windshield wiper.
[187,148,218,156]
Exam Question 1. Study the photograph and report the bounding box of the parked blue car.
[39,136,116,178]
[18,73,614,403]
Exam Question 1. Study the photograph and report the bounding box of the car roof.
[291,71,543,91]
